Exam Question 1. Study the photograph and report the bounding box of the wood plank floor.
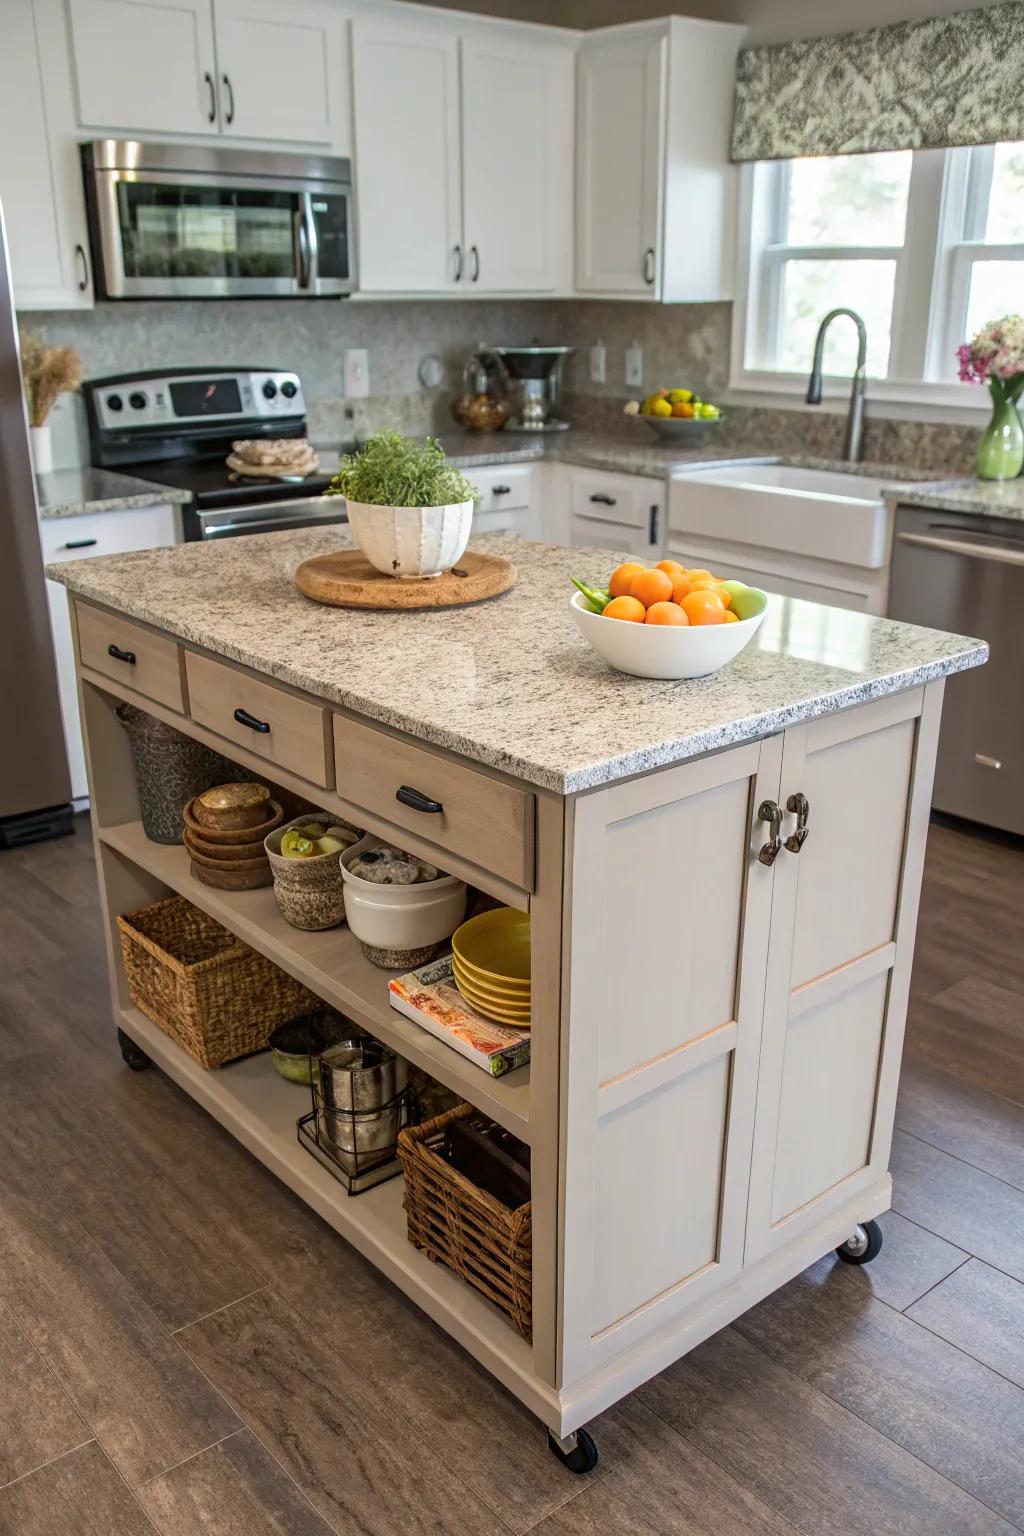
[1,812,1023,1535]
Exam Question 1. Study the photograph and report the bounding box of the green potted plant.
[326,432,477,578]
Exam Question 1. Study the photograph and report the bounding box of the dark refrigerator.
[0,198,73,847]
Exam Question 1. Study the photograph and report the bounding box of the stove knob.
[129,391,147,410]
[280,379,297,399]
[262,380,278,399]
[106,393,123,412]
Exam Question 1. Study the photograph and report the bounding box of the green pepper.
[571,577,612,613]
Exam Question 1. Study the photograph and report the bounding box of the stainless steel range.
[85,366,348,540]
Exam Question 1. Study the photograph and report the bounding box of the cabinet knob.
[784,792,810,853]
[757,799,782,865]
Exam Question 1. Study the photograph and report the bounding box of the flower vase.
[976,386,1024,481]
[29,423,53,476]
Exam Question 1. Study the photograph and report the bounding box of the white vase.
[30,423,53,475]
[345,499,474,579]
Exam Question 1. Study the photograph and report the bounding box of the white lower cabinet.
[566,467,665,558]
[560,683,940,1393]
[41,504,181,799]
[462,463,538,540]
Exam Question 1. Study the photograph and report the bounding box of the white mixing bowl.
[569,588,767,680]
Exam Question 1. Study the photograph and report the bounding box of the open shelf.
[98,821,530,1141]
[115,1003,551,1418]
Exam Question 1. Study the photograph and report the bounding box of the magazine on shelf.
[388,955,530,1077]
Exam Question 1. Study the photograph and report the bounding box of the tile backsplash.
[25,295,976,476]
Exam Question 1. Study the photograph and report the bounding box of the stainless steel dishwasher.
[888,503,1017,833]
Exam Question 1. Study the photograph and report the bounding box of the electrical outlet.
[589,340,606,384]
[343,348,369,399]
[625,341,643,389]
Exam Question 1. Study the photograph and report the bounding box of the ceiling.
[407,0,1005,44]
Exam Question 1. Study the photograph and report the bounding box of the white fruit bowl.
[345,498,473,579]
[569,589,767,680]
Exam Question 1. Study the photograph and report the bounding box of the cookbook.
[388,955,530,1077]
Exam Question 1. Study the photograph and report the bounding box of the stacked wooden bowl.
[182,783,283,890]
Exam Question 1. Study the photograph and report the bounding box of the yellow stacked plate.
[451,907,531,1027]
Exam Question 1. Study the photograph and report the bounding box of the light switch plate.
[343,348,369,398]
[625,342,643,389]
[589,342,606,384]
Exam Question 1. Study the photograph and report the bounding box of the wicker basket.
[117,896,317,1069]
[397,1104,532,1339]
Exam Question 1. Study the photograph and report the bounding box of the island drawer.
[185,652,332,788]
[76,602,186,713]
[333,715,535,890]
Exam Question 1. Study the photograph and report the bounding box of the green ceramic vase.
[976,385,1024,481]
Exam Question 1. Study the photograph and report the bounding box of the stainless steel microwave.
[81,141,355,299]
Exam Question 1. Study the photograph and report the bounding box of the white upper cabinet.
[460,35,573,294]
[352,18,461,293]
[576,18,745,301]
[1,0,93,308]
[69,0,219,136]
[213,0,346,146]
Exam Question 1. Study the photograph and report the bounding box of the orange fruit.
[645,601,688,626]
[629,567,674,608]
[655,559,685,576]
[681,589,727,626]
[669,573,692,604]
[603,595,646,622]
[671,401,696,418]
[686,577,731,608]
[685,569,713,582]
[608,561,647,598]
[723,610,739,623]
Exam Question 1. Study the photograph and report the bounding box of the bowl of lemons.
[626,388,722,439]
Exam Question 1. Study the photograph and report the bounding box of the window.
[734,140,1024,405]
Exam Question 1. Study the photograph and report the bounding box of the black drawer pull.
[492,484,511,495]
[63,537,98,550]
[649,504,659,544]
[589,493,617,506]
[396,784,443,814]
[107,643,136,665]
[233,707,270,734]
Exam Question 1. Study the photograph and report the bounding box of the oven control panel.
[89,370,306,433]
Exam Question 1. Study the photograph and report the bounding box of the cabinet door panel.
[214,0,345,147]
[461,38,571,292]
[562,736,781,1385]
[576,33,663,294]
[69,0,216,135]
[352,19,460,292]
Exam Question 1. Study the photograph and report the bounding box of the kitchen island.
[49,529,986,1466]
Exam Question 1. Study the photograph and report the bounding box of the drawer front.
[186,652,332,788]
[333,715,534,890]
[571,471,663,533]
[40,504,179,563]
[462,464,532,514]
[75,602,186,713]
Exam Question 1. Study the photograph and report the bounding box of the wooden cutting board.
[294,548,517,609]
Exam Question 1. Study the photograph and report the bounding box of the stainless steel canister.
[315,1038,408,1172]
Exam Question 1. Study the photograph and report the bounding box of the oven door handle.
[896,529,1024,567]
[202,503,346,538]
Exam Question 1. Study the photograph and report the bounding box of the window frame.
[729,143,1024,416]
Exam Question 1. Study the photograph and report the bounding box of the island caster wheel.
[117,1027,151,1072]
[548,1427,599,1475]
[836,1218,883,1266]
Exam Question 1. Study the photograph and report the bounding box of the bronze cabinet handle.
[452,245,463,281]
[396,785,443,814]
[643,246,656,284]
[222,73,235,125]
[757,799,782,865]
[74,243,89,292]
[785,792,810,853]
[107,643,136,665]
[469,244,480,282]
[204,70,216,122]
[233,707,270,734]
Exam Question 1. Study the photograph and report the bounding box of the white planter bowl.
[345,498,473,579]
[569,589,767,680]
[340,841,467,954]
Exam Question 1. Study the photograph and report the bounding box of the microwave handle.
[294,201,314,290]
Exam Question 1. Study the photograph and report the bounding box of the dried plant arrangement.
[19,330,82,427]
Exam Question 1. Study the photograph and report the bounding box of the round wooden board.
[294,548,517,610]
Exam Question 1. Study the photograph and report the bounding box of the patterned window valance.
[731,1,1024,162]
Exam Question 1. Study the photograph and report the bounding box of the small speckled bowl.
[265,817,365,932]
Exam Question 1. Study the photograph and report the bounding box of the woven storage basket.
[117,895,317,1069]
[397,1103,532,1339]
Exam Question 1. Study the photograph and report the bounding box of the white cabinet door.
[561,735,782,1384]
[352,18,460,293]
[460,37,571,293]
[213,0,346,147]
[0,0,93,309]
[69,0,218,135]
[41,504,181,800]
[745,688,939,1262]
[576,31,663,295]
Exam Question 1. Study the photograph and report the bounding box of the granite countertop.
[887,477,1024,520]
[36,466,193,519]
[47,528,986,795]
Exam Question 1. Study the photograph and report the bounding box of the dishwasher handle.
[896,528,1024,567]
